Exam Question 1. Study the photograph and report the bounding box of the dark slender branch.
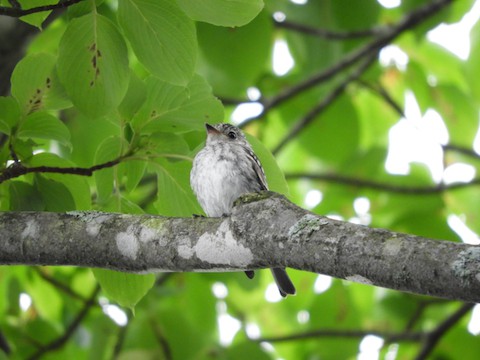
[443,144,480,160]
[256,329,423,343]
[27,285,100,360]
[285,172,480,194]
[111,314,131,360]
[274,19,381,40]
[0,330,11,355]
[357,79,406,118]
[150,319,172,360]
[7,0,21,10]
[414,303,474,360]
[35,268,89,302]
[0,156,125,184]
[0,0,84,17]
[272,53,377,154]
[240,0,452,127]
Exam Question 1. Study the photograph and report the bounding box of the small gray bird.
[190,123,295,297]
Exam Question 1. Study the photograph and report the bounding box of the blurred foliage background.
[0,0,479,359]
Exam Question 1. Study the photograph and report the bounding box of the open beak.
[205,123,221,135]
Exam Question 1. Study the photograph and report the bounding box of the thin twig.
[443,144,480,160]
[35,268,89,302]
[255,329,423,343]
[27,285,100,360]
[357,79,406,118]
[414,303,474,360]
[275,19,382,40]
[0,156,126,184]
[272,52,377,155]
[285,172,480,194]
[0,0,84,17]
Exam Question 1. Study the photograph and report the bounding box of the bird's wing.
[243,146,268,191]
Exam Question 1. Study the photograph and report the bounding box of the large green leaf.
[35,175,76,212]
[177,0,263,27]
[297,95,360,165]
[0,97,21,135]
[118,0,197,86]
[92,269,155,310]
[132,74,224,133]
[9,181,45,211]
[28,153,91,210]
[10,53,70,113]
[16,111,71,147]
[153,160,202,216]
[94,136,128,203]
[197,11,272,97]
[57,13,129,117]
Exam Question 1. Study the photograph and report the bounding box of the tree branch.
[1,192,479,303]
[285,173,480,194]
[414,303,474,360]
[240,0,452,127]
[0,156,125,184]
[274,19,381,40]
[271,52,377,155]
[27,285,100,360]
[0,0,84,17]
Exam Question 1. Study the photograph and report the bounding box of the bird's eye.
[227,131,237,139]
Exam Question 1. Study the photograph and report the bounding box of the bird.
[190,123,296,297]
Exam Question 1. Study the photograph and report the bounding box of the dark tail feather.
[244,271,255,279]
[271,268,296,297]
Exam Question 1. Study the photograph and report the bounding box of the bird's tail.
[271,268,296,297]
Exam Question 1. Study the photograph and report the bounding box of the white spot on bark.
[116,225,139,260]
[383,239,402,256]
[86,214,110,237]
[178,244,195,259]
[139,227,156,243]
[21,220,39,239]
[194,221,253,266]
[476,273,480,283]
[346,275,373,285]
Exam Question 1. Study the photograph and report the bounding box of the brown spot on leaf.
[151,110,157,118]
[46,77,51,88]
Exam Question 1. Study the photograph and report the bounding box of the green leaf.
[246,133,289,196]
[35,175,76,212]
[94,136,128,203]
[133,74,224,133]
[17,0,57,28]
[297,95,360,165]
[16,111,71,147]
[223,342,271,360]
[0,97,21,135]
[57,13,129,118]
[118,0,197,85]
[92,269,155,310]
[28,153,91,210]
[9,181,45,211]
[153,160,202,216]
[177,0,263,27]
[197,12,272,97]
[118,72,147,120]
[124,160,147,193]
[10,53,71,113]
[433,85,477,146]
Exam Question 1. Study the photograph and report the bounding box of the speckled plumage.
[190,123,296,297]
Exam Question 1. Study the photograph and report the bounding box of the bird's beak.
[205,123,221,135]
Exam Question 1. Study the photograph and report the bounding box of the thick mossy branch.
[0,191,479,302]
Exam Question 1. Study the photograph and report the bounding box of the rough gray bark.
[0,192,479,303]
